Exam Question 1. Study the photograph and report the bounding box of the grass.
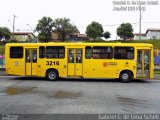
[154,70,160,74]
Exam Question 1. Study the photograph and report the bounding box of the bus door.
[137,50,150,78]
[67,49,83,76]
[25,49,37,76]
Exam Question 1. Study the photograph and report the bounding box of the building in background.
[146,28,160,40]
[134,33,147,40]
[11,32,36,42]
[134,28,160,40]
[51,31,90,41]
[69,33,90,41]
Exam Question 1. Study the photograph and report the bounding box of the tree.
[85,21,103,42]
[103,31,111,40]
[36,16,54,42]
[53,18,79,41]
[38,35,45,42]
[0,27,11,41]
[117,23,134,41]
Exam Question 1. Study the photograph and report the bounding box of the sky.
[0,0,160,40]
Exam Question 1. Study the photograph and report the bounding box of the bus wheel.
[46,69,59,81]
[120,71,132,83]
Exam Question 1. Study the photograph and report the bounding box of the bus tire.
[46,69,59,81]
[120,71,132,83]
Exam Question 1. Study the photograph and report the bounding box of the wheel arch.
[46,68,59,75]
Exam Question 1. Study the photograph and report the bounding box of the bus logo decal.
[14,61,19,66]
[103,62,117,67]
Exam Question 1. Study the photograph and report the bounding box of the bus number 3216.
[46,61,59,66]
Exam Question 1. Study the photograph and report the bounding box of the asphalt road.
[0,76,160,115]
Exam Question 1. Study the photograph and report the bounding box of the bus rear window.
[10,47,23,58]
[114,47,134,59]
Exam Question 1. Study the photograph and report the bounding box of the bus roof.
[5,42,153,47]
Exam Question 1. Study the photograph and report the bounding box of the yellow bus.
[5,43,154,82]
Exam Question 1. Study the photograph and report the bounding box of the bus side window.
[92,46,113,59]
[85,46,92,59]
[46,46,65,59]
[39,46,45,58]
[114,47,134,59]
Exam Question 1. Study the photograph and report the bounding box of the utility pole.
[139,4,142,40]
[13,15,17,39]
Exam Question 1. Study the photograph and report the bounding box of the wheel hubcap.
[122,73,129,80]
[49,71,56,79]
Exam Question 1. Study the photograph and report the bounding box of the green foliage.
[38,35,45,43]
[53,18,79,41]
[36,16,54,43]
[85,21,104,42]
[94,39,106,42]
[117,23,134,41]
[0,46,4,54]
[0,27,11,40]
[103,31,111,40]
